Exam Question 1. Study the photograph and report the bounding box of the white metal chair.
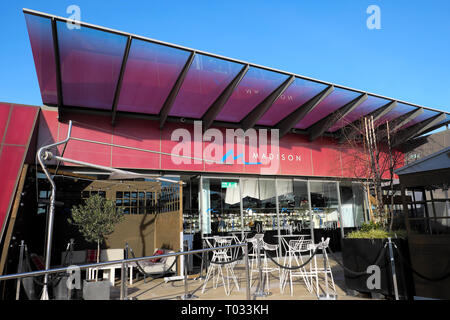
[201,236,240,295]
[308,238,336,297]
[260,242,282,293]
[247,234,282,293]
[247,233,264,286]
[281,238,313,295]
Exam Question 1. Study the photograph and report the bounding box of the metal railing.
[0,243,250,301]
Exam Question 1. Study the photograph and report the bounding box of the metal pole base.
[181,293,198,300]
[40,285,49,300]
[253,291,271,298]
[318,294,337,300]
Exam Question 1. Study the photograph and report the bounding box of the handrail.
[0,244,245,282]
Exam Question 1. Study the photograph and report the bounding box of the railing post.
[253,239,268,297]
[120,243,129,300]
[388,237,399,300]
[15,240,25,300]
[181,244,197,300]
[244,243,251,300]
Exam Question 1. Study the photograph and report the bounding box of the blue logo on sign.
[221,150,262,165]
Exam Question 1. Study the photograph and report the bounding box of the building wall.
[0,103,39,243]
[37,108,403,179]
[402,129,450,164]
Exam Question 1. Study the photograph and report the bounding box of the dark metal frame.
[389,107,424,132]
[393,113,446,146]
[338,100,397,143]
[240,75,295,130]
[51,18,63,121]
[307,93,368,142]
[111,36,132,126]
[159,51,196,129]
[275,85,334,138]
[202,64,249,131]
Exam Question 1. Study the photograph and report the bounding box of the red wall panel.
[161,122,204,172]
[279,133,313,176]
[0,103,39,240]
[0,103,11,138]
[111,118,160,169]
[35,109,404,179]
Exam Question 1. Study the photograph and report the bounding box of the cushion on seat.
[150,249,165,263]
[86,249,98,263]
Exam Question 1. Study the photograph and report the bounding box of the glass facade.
[182,175,368,238]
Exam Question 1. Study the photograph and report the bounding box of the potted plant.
[341,221,414,299]
[69,194,124,300]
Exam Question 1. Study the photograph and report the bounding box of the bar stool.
[281,238,313,295]
[308,238,336,297]
[201,236,239,295]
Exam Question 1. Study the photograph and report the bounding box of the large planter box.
[342,238,415,299]
[82,279,111,300]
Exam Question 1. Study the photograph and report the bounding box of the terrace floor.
[110,253,376,301]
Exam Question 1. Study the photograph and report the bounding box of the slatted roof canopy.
[24,8,450,142]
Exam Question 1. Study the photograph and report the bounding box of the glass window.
[24,14,58,105]
[201,178,240,234]
[295,88,360,129]
[183,177,200,233]
[339,181,365,228]
[118,39,191,115]
[309,181,339,229]
[216,67,289,123]
[56,21,128,110]
[170,54,244,119]
[257,78,327,126]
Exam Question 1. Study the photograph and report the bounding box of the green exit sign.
[221,182,237,188]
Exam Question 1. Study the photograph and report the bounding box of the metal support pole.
[307,180,315,243]
[68,239,74,266]
[38,120,72,300]
[388,237,399,300]
[253,239,269,297]
[318,238,337,300]
[184,253,188,296]
[239,177,245,242]
[182,245,197,300]
[336,182,345,238]
[244,243,251,300]
[15,240,25,300]
[120,243,129,300]
[275,179,282,258]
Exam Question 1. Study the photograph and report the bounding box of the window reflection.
[309,181,340,229]
[182,175,368,235]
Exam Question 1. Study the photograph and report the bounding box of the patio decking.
[111,253,375,300]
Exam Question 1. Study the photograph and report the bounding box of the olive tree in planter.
[69,194,124,300]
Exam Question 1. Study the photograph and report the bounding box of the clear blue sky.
[1,0,449,113]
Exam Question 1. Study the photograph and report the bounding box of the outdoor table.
[274,234,308,254]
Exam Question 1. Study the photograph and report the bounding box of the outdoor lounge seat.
[133,249,176,283]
